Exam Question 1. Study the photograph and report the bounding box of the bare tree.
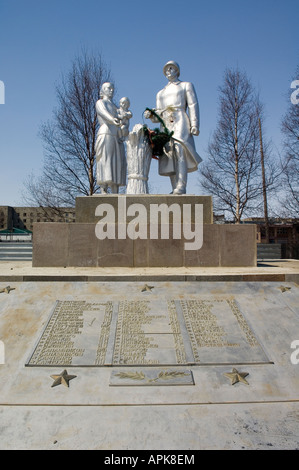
[281,66,299,217]
[256,96,283,239]
[23,50,113,209]
[199,68,278,223]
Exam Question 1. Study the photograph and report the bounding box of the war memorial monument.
[32,61,256,269]
[0,61,299,450]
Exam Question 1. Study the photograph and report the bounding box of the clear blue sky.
[0,0,298,205]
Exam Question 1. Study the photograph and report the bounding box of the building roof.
[0,227,32,234]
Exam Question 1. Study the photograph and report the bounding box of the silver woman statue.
[144,61,202,194]
[95,82,127,194]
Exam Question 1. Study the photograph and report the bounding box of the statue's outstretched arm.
[144,108,161,123]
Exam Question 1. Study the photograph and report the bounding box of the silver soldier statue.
[95,82,127,194]
[145,61,202,194]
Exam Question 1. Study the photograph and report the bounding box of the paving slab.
[0,277,298,450]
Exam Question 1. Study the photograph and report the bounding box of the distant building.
[213,214,226,224]
[0,206,76,232]
[243,217,299,259]
[0,227,32,242]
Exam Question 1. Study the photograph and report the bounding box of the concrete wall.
[32,222,257,268]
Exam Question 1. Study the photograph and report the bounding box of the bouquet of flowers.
[143,108,174,160]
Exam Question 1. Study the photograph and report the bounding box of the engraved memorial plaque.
[177,299,269,364]
[26,297,270,367]
[26,300,115,366]
[112,300,187,365]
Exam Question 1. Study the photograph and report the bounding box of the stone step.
[257,244,281,260]
[0,252,32,257]
[0,246,32,251]
[0,243,32,261]
[0,243,32,247]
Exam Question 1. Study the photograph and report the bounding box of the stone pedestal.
[75,195,213,225]
[32,195,257,268]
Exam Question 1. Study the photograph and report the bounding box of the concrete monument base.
[75,195,214,224]
[32,195,257,268]
[32,222,256,268]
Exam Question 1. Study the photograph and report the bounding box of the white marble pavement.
[0,279,298,449]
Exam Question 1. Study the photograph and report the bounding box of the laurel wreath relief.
[115,370,189,383]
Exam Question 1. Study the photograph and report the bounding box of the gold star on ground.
[0,286,16,294]
[141,284,154,292]
[224,368,249,385]
[50,370,77,388]
[278,286,291,293]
